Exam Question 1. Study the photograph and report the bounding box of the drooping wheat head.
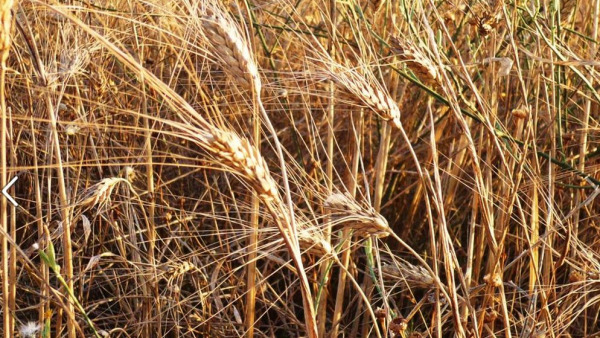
[381,260,436,290]
[389,36,440,86]
[77,177,132,211]
[324,192,391,238]
[321,61,402,130]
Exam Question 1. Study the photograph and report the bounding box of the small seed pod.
[389,316,408,336]
[511,105,529,120]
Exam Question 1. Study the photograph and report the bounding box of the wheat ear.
[323,64,401,130]
[324,193,391,237]
[389,36,440,86]
[206,128,330,254]
[205,128,278,198]
[200,4,260,91]
[381,261,436,289]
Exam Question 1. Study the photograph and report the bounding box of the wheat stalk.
[204,129,318,336]
[196,1,298,231]
[199,4,268,336]
[0,0,14,335]
[197,2,296,225]
[197,5,320,336]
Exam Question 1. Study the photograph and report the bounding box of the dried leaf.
[81,214,91,244]
[85,252,116,272]
[483,57,513,77]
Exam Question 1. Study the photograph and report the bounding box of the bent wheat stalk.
[43,4,318,336]
[198,0,301,247]
[197,5,316,334]
[197,1,297,242]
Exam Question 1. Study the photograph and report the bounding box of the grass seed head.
[325,193,391,237]
[201,3,261,92]
[381,261,436,289]
[323,63,401,129]
[390,37,439,86]
[77,177,129,210]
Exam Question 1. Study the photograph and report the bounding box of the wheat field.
[1,0,600,337]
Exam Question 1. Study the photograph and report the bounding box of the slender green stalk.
[39,243,101,338]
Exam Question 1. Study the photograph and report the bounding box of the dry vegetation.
[1,0,600,337]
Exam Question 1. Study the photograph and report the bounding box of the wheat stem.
[242,2,261,336]
[331,109,369,338]
[0,0,13,335]
[316,1,337,333]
